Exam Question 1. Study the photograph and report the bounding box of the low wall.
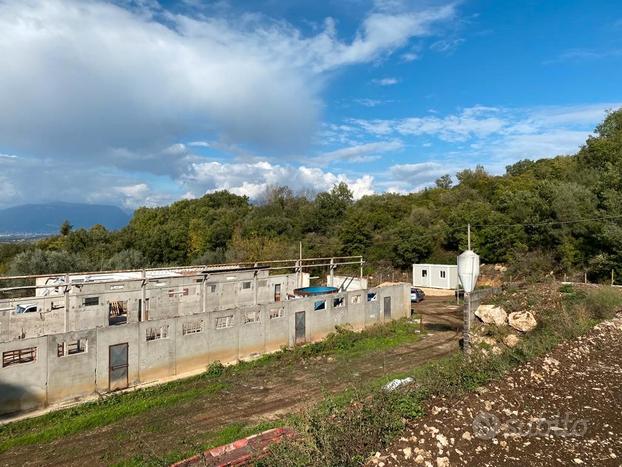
[0,283,409,416]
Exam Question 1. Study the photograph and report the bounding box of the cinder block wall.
[0,283,410,416]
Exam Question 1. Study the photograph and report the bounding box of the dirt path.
[0,297,461,466]
[372,314,622,466]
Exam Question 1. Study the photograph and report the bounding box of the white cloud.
[183,160,374,200]
[385,161,448,192]
[372,77,400,86]
[0,0,454,168]
[312,140,403,166]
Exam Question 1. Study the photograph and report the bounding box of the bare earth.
[0,297,461,466]
[371,314,622,467]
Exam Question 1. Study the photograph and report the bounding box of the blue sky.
[0,0,620,209]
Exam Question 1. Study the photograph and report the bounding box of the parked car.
[410,287,425,303]
[15,304,38,314]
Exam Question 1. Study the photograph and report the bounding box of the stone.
[475,305,508,326]
[403,447,412,460]
[503,334,520,348]
[436,457,450,467]
[508,311,538,332]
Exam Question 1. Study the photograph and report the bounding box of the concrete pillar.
[140,269,147,322]
[329,258,334,287]
[63,273,69,332]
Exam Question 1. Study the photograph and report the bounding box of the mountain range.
[0,203,131,234]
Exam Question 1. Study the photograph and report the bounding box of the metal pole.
[467,223,471,251]
[299,241,303,288]
[463,292,471,352]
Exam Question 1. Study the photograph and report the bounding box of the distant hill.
[0,203,131,234]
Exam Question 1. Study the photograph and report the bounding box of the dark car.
[410,287,426,303]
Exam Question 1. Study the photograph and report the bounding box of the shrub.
[584,287,622,319]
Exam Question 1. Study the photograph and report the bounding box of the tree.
[435,174,453,189]
[60,220,72,236]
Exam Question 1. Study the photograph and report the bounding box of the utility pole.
[465,224,471,351]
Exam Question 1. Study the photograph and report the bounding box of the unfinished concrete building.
[0,257,410,415]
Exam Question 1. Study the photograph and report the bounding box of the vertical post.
[612,269,615,286]
[253,270,258,306]
[203,273,209,315]
[463,292,471,352]
[584,271,587,284]
[298,241,303,288]
[64,273,69,332]
[467,223,471,251]
[141,269,146,322]
[329,257,334,287]
[360,257,363,283]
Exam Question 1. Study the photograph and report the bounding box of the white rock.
[503,334,520,348]
[508,311,538,332]
[436,457,450,467]
[403,447,412,460]
[475,305,508,326]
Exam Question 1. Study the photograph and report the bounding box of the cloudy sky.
[0,0,621,210]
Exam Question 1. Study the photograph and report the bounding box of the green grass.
[115,420,283,467]
[0,381,227,455]
[0,318,422,457]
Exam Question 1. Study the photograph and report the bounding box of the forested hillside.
[2,109,622,280]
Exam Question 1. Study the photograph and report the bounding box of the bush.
[584,287,622,319]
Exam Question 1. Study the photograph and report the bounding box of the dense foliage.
[2,109,622,280]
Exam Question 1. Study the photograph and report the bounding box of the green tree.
[60,220,72,236]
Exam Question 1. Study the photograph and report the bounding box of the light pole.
[457,227,479,352]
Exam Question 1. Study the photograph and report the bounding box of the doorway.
[295,311,305,344]
[383,296,392,320]
[274,284,281,302]
[109,343,129,391]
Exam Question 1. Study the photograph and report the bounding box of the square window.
[244,310,260,324]
[333,297,345,308]
[183,320,203,335]
[269,308,284,319]
[207,284,217,293]
[242,281,252,290]
[440,270,446,278]
[216,315,234,329]
[146,325,169,341]
[351,295,362,304]
[84,297,99,306]
[2,347,37,367]
[314,300,326,311]
[367,292,377,302]
[422,270,427,278]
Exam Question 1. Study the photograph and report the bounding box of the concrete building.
[412,263,459,289]
[0,257,410,416]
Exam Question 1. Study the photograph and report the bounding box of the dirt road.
[372,314,622,466]
[0,297,461,466]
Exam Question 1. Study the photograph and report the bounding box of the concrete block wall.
[0,283,410,416]
[0,271,307,343]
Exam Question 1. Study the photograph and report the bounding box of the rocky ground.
[371,314,622,466]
